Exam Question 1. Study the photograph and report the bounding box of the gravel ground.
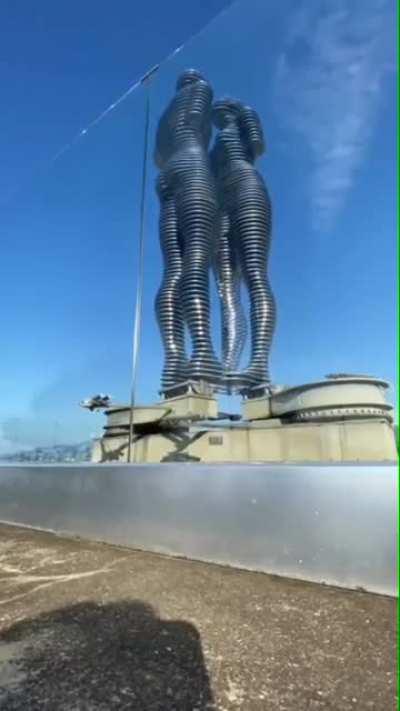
[0,523,396,710]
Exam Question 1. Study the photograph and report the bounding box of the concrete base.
[102,395,218,438]
[243,396,271,420]
[92,418,397,463]
[157,392,218,420]
[93,375,396,463]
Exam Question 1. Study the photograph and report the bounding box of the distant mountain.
[0,441,92,463]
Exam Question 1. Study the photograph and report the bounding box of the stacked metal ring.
[211,97,276,390]
[154,70,222,390]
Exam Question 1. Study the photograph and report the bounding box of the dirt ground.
[0,523,396,710]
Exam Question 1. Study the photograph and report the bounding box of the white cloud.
[275,0,395,230]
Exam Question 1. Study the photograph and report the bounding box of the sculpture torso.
[210,122,248,174]
[210,120,267,210]
[155,80,215,202]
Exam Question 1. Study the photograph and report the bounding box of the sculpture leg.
[155,197,187,390]
[234,188,276,385]
[178,194,222,383]
[214,212,247,373]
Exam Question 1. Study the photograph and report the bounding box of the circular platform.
[270,376,393,423]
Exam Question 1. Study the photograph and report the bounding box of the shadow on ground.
[0,599,215,710]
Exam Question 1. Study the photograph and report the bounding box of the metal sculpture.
[154,73,275,393]
[210,98,276,389]
[154,69,222,390]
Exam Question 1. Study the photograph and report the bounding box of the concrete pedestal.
[92,375,396,464]
[157,392,218,420]
[92,418,397,464]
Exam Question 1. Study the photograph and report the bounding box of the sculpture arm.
[239,106,265,160]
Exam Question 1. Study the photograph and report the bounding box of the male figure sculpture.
[154,70,221,390]
[211,98,276,388]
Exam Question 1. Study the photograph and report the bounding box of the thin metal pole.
[127,80,152,462]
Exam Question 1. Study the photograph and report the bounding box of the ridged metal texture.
[154,70,222,390]
[211,98,276,389]
[213,213,247,373]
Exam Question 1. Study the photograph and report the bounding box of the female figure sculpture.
[210,98,276,389]
[154,70,221,390]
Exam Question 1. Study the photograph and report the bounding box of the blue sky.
[0,0,396,451]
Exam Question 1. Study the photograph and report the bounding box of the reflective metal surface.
[0,463,396,596]
[211,98,276,389]
[154,74,276,393]
[154,70,221,389]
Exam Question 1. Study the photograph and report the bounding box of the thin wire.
[127,81,152,462]
[1,64,160,208]
[2,1,237,207]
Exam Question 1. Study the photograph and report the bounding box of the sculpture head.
[176,69,207,90]
[213,98,265,158]
[212,98,244,128]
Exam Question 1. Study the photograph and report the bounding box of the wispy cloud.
[275,0,395,230]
